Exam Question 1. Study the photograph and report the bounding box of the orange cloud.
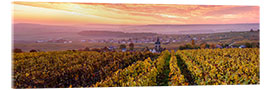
[13,2,259,25]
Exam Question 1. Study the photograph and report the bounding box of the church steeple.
[155,37,161,52]
[155,37,161,44]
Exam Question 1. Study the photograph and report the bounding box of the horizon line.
[13,22,260,26]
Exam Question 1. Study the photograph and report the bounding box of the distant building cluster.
[74,37,165,53]
[35,38,72,44]
[79,35,190,44]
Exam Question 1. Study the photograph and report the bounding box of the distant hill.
[13,23,85,41]
[78,31,158,38]
[13,23,259,42]
[122,23,259,34]
[13,23,81,34]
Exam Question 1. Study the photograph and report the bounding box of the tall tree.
[191,39,195,46]
[210,44,216,49]
[129,43,134,51]
[200,42,209,49]
[84,47,90,51]
[30,49,37,52]
[119,44,126,50]
[13,48,23,53]
[191,39,195,48]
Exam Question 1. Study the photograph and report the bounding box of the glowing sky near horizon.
[13,2,259,25]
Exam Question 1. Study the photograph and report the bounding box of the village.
[34,30,259,45]
[26,30,259,53]
[15,35,258,53]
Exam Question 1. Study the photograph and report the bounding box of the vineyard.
[12,48,259,88]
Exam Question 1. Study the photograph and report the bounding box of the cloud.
[13,2,259,25]
[204,6,258,16]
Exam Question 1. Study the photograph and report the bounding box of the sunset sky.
[13,2,259,25]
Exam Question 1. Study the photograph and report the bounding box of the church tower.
[155,37,161,52]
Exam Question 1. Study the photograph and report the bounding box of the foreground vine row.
[93,50,170,87]
[168,51,188,86]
